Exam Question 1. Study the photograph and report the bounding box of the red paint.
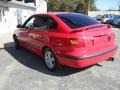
[14,12,117,68]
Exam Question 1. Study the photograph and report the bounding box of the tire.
[13,35,21,50]
[44,48,60,71]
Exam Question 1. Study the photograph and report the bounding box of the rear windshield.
[57,13,98,29]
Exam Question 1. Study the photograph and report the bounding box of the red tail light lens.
[69,38,85,48]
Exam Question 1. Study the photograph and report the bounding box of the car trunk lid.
[71,24,114,49]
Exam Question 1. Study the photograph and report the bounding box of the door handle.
[29,34,34,39]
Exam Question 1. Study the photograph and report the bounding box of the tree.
[89,0,98,11]
[75,2,85,13]
[47,0,61,12]
[75,0,97,14]
[83,0,90,14]
[47,0,97,14]
[82,0,98,14]
[48,0,77,12]
[59,0,77,12]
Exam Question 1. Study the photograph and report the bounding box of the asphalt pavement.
[0,27,120,90]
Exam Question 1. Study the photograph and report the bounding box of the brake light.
[70,39,78,45]
[69,38,85,48]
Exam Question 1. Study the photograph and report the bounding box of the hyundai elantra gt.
[13,12,118,71]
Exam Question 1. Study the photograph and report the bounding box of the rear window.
[115,15,120,19]
[57,13,98,29]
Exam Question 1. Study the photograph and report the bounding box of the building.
[88,10,120,17]
[0,0,47,34]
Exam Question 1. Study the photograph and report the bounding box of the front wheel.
[44,48,60,71]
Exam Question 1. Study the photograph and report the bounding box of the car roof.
[34,12,76,16]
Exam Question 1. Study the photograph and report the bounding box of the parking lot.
[0,27,120,90]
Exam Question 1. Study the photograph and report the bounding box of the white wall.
[0,0,47,34]
[88,11,120,17]
[35,0,47,13]
[0,8,35,34]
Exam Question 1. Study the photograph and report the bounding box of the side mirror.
[17,24,22,28]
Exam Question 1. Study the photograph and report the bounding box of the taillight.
[69,38,85,48]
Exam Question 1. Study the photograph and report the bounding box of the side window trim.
[22,15,58,30]
[22,16,35,28]
[42,15,58,30]
[33,15,58,30]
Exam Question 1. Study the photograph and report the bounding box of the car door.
[17,27,27,46]
[20,16,36,48]
[27,15,49,51]
[27,15,57,55]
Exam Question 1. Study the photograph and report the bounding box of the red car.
[13,12,118,71]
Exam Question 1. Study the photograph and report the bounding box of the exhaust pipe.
[107,57,114,61]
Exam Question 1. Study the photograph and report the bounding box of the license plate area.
[93,35,108,46]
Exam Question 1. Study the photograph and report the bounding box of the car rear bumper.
[57,45,118,68]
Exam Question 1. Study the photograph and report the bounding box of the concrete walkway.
[0,32,14,49]
[0,27,120,90]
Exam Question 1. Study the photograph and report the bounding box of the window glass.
[115,15,120,19]
[24,15,57,30]
[57,13,98,29]
[25,17,35,29]
[33,16,47,30]
[45,16,57,29]
[33,16,57,30]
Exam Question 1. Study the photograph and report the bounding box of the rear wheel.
[13,35,21,49]
[44,48,60,71]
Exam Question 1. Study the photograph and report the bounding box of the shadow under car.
[4,42,93,77]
